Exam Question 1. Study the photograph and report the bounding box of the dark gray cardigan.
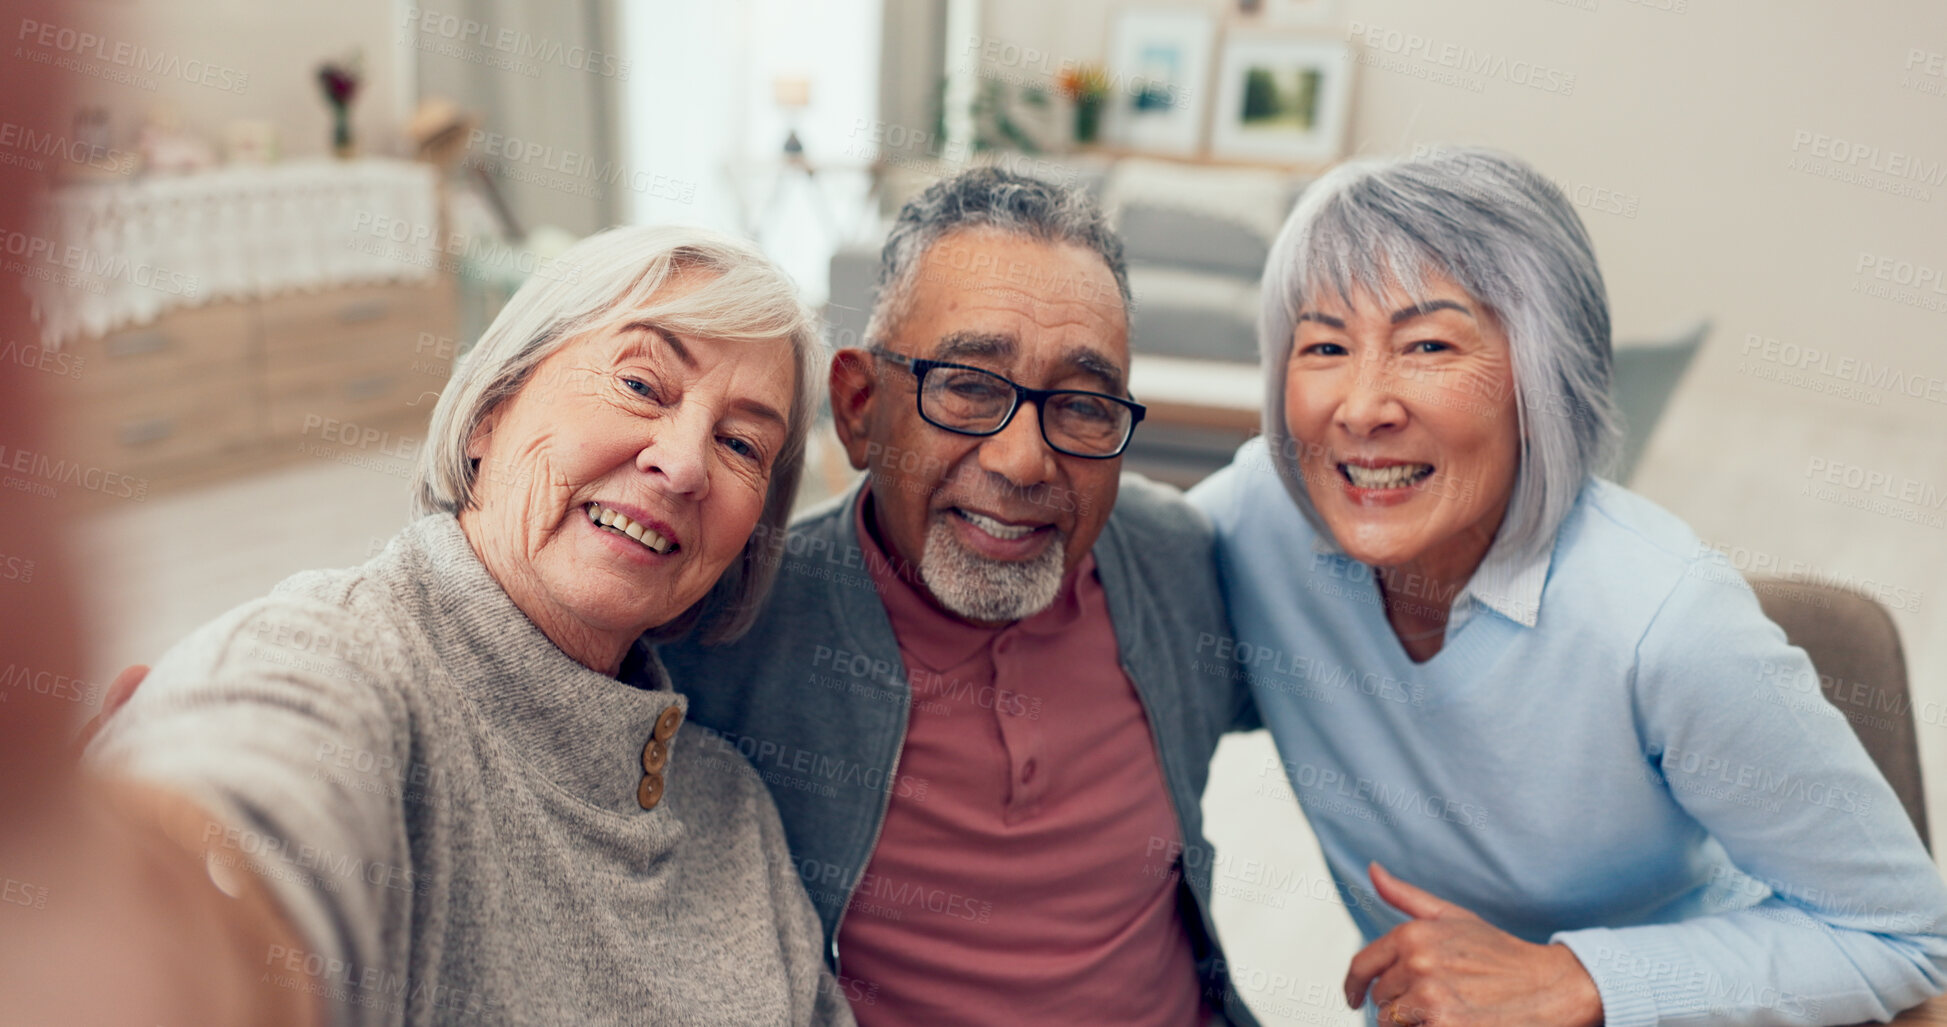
[658,473,1263,1025]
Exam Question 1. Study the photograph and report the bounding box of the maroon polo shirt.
[836,493,1205,1025]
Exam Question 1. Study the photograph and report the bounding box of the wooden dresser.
[42,278,458,503]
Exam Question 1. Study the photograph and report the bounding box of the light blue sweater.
[1190,439,1947,1026]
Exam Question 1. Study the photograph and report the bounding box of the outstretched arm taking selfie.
[81,595,421,1027]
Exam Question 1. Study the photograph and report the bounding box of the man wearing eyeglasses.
[658,167,1261,1026]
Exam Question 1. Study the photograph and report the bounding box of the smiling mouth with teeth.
[1339,463,1435,490]
[952,507,1040,540]
[585,502,677,555]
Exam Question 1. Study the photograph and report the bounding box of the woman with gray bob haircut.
[1191,148,1947,1025]
[416,224,824,644]
[81,224,855,1025]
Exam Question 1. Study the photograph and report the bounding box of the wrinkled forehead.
[915,230,1128,337]
[903,276,1130,396]
[563,317,796,408]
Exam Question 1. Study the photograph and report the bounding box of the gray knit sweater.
[90,514,853,1026]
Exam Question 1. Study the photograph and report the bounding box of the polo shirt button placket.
[992,629,1043,821]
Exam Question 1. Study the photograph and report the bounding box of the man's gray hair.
[411,224,823,644]
[864,166,1133,347]
[1260,146,1622,566]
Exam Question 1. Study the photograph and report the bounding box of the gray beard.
[918,513,1066,623]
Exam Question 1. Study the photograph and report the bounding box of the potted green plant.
[1057,63,1110,146]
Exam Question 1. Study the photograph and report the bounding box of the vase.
[331,104,355,159]
[1073,97,1102,146]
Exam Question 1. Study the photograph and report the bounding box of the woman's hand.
[1345,863,1604,1026]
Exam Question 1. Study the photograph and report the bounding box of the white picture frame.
[1207,32,1352,164]
[1101,8,1219,156]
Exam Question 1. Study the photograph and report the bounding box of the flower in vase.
[317,52,365,157]
[1055,63,1110,105]
[317,54,364,109]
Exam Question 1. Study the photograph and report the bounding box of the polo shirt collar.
[1309,531,1548,629]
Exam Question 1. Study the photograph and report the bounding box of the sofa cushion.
[1127,264,1261,363]
[1106,157,1298,277]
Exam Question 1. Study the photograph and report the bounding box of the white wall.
[58,0,409,159]
[969,0,1944,362]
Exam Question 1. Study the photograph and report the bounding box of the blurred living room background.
[14,1,1945,1022]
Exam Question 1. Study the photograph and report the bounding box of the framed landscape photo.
[1101,8,1218,156]
[1208,33,1352,163]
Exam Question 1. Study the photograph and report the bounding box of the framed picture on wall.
[1101,8,1218,156]
[1208,33,1352,163]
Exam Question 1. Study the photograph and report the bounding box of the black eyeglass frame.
[867,348,1147,460]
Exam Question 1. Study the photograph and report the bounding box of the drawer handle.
[345,374,395,400]
[336,299,391,324]
[104,331,171,358]
[117,416,175,447]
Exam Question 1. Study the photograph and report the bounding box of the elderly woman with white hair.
[1190,147,1947,1026]
[71,226,854,1025]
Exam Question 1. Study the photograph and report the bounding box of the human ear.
[828,349,879,470]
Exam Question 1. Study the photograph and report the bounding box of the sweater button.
[654,706,685,741]
[642,737,670,774]
[637,772,665,810]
